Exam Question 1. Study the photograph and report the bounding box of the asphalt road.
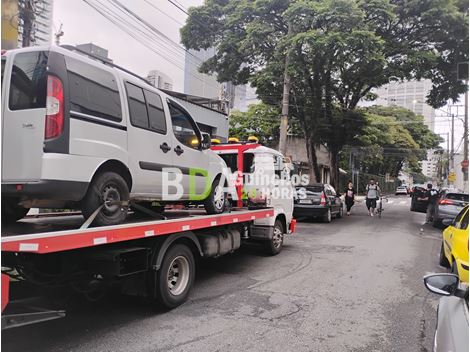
[3,196,446,352]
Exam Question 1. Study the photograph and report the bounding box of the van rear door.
[2,50,48,182]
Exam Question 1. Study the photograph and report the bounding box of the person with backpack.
[365,179,381,217]
[344,181,356,215]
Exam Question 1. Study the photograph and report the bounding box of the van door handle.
[160,143,171,153]
[174,146,184,155]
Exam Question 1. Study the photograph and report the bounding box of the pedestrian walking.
[418,183,439,224]
[365,179,381,217]
[344,181,355,215]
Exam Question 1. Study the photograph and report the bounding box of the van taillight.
[45,75,64,140]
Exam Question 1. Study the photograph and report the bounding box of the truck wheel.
[2,197,29,224]
[265,219,284,255]
[323,208,332,223]
[155,244,195,309]
[204,177,226,214]
[81,171,129,226]
[439,242,450,268]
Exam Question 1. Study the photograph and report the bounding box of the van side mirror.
[423,273,459,296]
[201,133,211,150]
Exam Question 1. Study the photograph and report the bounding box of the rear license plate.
[299,199,313,204]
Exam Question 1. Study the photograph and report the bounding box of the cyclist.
[365,179,381,217]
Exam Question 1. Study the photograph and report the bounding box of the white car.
[1,46,227,226]
[395,185,408,195]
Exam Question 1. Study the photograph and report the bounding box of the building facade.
[147,70,173,91]
[17,0,54,47]
[373,79,438,180]
[184,48,248,112]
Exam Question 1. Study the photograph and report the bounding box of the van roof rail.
[60,45,151,86]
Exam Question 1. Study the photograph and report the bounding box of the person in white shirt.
[365,179,381,217]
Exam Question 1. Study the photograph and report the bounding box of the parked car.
[1,46,227,226]
[395,185,408,195]
[423,273,469,352]
[432,190,469,227]
[293,184,343,222]
[439,205,469,283]
[410,186,428,213]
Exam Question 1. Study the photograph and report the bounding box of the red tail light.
[45,75,64,140]
[439,199,455,205]
[320,192,327,206]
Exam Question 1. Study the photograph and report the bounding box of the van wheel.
[265,219,284,255]
[81,171,129,226]
[2,197,29,224]
[204,177,226,214]
[155,244,195,309]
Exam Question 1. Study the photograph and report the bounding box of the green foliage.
[229,103,281,147]
[355,106,442,176]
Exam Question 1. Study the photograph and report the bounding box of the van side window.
[144,90,166,133]
[66,57,122,121]
[169,104,200,150]
[9,51,48,111]
[126,83,148,129]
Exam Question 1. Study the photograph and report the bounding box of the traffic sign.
[461,160,469,168]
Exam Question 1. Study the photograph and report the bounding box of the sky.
[52,0,203,92]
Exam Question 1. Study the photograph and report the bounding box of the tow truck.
[1,142,296,329]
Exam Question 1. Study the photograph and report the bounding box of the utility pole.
[463,80,469,190]
[278,23,292,156]
[451,113,455,170]
[21,0,35,47]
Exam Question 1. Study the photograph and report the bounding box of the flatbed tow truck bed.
[1,208,294,329]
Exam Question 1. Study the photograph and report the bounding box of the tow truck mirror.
[201,133,211,150]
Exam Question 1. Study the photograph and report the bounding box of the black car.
[294,184,343,222]
[410,186,428,213]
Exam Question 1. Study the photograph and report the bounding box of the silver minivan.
[1,46,227,226]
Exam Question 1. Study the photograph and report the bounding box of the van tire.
[2,197,29,224]
[81,171,129,226]
[155,244,195,309]
[204,177,226,214]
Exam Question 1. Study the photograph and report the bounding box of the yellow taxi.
[440,205,469,283]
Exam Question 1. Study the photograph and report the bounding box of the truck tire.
[155,244,195,309]
[265,219,284,255]
[204,177,226,214]
[439,242,450,268]
[81,171,129,226]
[2,197,29,224]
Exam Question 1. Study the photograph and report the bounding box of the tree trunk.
[329,148,339,189]
[305,135,321,183]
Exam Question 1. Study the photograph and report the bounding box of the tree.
[229,103,281,147]
[354,106,442,177]
[181,0,468,186]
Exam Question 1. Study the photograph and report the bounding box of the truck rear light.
[320,192,327,206]
[45,75,64,140]
[439,199,455,205]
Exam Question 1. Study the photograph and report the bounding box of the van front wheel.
[81,171,129,226]
[203,177,226,214]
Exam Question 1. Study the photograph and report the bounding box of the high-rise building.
[184,48,247,112]
[373,79,437,180]
[17,0,54,47]
[147,70,173,91]
[373,79,436,131]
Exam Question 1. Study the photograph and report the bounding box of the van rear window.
[66,56,122,121]
[9,51,48,110]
